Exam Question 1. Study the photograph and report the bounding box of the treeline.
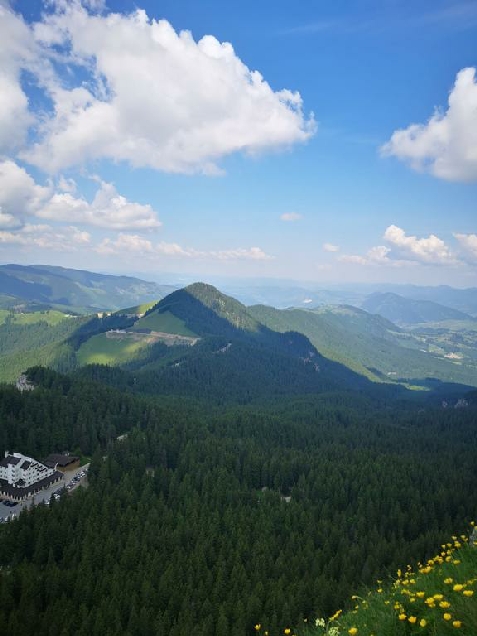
[1,372,477,634]
[0,368,156,457]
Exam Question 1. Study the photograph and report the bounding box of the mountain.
[249,303,477,388]
[2,278,476,396]
[74,282,380,400]
[382,284,477,317]
[362,291,474,326]
[0,264,176,312]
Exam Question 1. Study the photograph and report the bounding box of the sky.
[0,0,476,286]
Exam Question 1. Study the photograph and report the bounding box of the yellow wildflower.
[444,613,452,621]
[439,601,451,609]
[453,584,464,592]
[420,619,427,628]
[463,590,474,597]
[284,629,291,635]
[398,614,406,621]
[408,616,417,624]
[255,625,261,631]
[348,628,358,636]
[452,621,462,628]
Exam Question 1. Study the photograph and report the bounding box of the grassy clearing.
[262,528,477,636]
[76,333,151,366]
[11,310,70,325]
[115,301,157,315]
[0,309,70,326]
[132,310,197,336]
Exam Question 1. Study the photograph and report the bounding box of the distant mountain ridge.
[362,292,474,326]
[249,303,477,388]
[0,264,176,312]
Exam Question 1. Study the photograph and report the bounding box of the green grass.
[0,309,70,326]
[288,529,477,636]
[11,310,70,326]
[115,301,157,316]
[76,333,152,366]
[132,310,197,336]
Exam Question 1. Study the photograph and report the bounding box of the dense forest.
[1,367,476,635]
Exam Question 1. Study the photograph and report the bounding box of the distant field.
[76,333,152,366]
[0,310,70,326]
[132,310,197,336]
[115,301,157,316]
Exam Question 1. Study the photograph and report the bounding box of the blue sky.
[0,0,476,286]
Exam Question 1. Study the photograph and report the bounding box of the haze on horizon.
[0,0,476,287]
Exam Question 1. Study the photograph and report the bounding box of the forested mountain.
[362,291,474,326]
[0,368,476,635]
[249,303,477,388]
[2,281,477,393]
[0,264,175,312]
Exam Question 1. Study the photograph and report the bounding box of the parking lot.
[0,464,89,523]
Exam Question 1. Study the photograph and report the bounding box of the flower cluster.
[255,526,477,636]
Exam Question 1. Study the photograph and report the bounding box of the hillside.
[1,369,477,635]
[362,291,474,326]
[249,304,477,387]
[75,284,374,400]
[0,264,175,312]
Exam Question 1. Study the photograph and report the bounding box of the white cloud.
[280,212,303,222]
[94,236,273,261]
[454,233,477,260]
[38,180,161,229]
[339,254,367,265]
[0,223,90,250]
[384,224,454,263]
[0,5,35,152]
[19,3,315,174]
[156,243,273,261]
[367,245,391,263]
[57,176,77,193]
[323,242,339,252]
[210,246,273,261]
[382,67,477,182]
[338,243,413,267]
[96,233,153,255]
[0,160,51,221]
[0,160,161,230]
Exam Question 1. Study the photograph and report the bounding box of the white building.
[0,452,61,499]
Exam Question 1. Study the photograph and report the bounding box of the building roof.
[44,454,79,468]
[0,471,62,499]
[20,461,31,470]
[0,455,21,467]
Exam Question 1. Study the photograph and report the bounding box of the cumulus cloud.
[0,223,90,250]
[0,5,35,152]
[339,243,413,267]
[0,160,161,230]
[15,2,315,174]
[280,212,303,222]
[382,67,477,182]
[454,233,477,260]
[38,181,161,229]
[338,254,368,265]
[96,233,153,255]
[96,237,273,261]
[0,160,51,222]
[384,224,454,263]
[323,242,339,252]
